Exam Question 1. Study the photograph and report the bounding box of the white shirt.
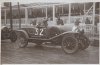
[72,25,80,32]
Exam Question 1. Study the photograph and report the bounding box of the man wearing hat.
[72,19,81,32]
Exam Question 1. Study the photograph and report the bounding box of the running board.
[28,31,77,42]
[28,38,51,42]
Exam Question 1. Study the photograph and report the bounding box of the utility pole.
[4,9,7,26]
[18,2,21,29]
[93,2,95,25]
[9,2,13,29]
[45,7,48,18]
[68,3,71,24]
[53,5,55,22]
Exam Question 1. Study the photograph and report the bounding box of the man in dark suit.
[57,16,64,25]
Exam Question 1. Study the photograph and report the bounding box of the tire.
[78,35,90,50]
[10,31,17,42]
[17,32,28,48]
[62,36,79,54]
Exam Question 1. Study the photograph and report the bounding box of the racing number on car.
[35,28,44,35]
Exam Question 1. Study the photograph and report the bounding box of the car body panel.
[1,26,17,42]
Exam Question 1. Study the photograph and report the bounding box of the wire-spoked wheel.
[78,35,90,50]
[62,36,79,54]
[17,32,28,48]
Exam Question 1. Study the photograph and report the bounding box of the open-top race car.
[17,23,90,54]
[1,26,17,42]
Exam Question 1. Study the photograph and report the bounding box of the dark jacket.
[57,19,64,25]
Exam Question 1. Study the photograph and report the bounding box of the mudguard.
[17,30,29,39]
[50,31,78,40]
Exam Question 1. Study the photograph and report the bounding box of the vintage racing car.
[1,26,17,42]
[16,23,90,54]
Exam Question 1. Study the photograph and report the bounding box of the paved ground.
[1,39,99,64]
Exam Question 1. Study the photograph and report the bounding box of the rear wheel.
[17,32,28,48]
[10,31,17,42]
[62,36,79,54]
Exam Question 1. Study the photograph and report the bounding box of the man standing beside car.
[56,16,64,25]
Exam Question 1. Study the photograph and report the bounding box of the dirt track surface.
[1,40,99,64]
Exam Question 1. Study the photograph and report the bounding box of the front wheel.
[17,32,28,48]
[62,36,79,54]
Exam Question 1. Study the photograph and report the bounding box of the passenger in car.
[35,22,43,35]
